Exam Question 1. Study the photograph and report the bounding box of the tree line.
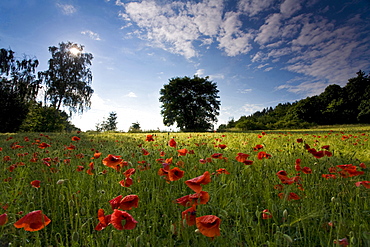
[219,71,370,131]
[0,42,93,132]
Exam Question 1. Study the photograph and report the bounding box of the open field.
[0,126,369,246]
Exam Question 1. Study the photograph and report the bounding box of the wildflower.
[38,142,50,149]
[30,180,41,188]
[257,151,271,159]
[262,209,273,219]
[253,144,264,151]
[168,138,177,148]
[333,238,349,246]
[110,209,138,230]
[119,177,133,187]
[355,181,370,189]
[218,144,227,149]
[71,136,80,141]
[182,205,197,226]
[0,213,8,226]
[14,210,51,231]
[95,209,111,231]
[102,154,123,171]
[196,215,221,238]
[118,195,140,210]
[168,167,185,181]
[216,168,230,175]
[185,171,211,193]
[123,168,136,178]
[322,174,336,179]
[92,151,102,159]
[177,148,188,156]
[145,135,155,142]
[211,153,223,159]
[302,166,312,174]
[176,191,210,207]
[296,138,303,143]
[227,152,239,161]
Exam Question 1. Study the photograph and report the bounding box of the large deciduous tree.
[159,75,220,131]
[0,48,42,132]
[41,42,94,115]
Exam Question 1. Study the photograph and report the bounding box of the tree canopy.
[41,42,94,115]
[221,70,370,131]
[159,75,220,131]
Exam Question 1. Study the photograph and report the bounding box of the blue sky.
[1,0,369,131]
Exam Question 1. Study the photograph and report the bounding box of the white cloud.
[125,92,137,98]
[242,103,264,115]
[56,3,77,15]
[238,88,252,93]
[237,0,276,17]
[81,30,101,41]
[254,13,283,45]
[196,69,205,76]
[280,0,302,18]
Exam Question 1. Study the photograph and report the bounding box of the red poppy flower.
[168,138,177,148]
[321,145,330,150]
[196,215,221,238]
[296,138,303,143]
[355,181,370,189]
[216,168,230,175]
[102,154,123,171]
[218,144,227,149]
[86,162,94,175]
[177,148,188,156]
[119,177,133,187]
[110,195,123,210]
[302,166,312,174]
[71,136,80,141]
[185,171,211,193]
[93,152,102,159]
[0,213,8,226]
[211,153,223,159]
[123,168,136,178]
[145,135,155,142]
[243,160,254,165]
[333,238,349,246]
[262,209,273,219]
[235,153,249,162]
[95,209,111,231]
[118,195,140,210]
[110,209,138,230]
[322,174,336,179]
[257,151,272,159]
[168,167,185,181]
[176,191,210,207]
[38,142,50,149]
[14,210,51,231]
[182,205,197,226]
[30,180,41,188]
[253,144,264,151]
[76,165,84,172]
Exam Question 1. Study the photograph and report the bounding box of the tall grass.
[0,127,369,246]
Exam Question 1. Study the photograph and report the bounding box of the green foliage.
[41,42,94,114]
[226,71,370,131]
[128,121,141,132]
[96,112,118,132]
[159,75,221,131]
[0,48,42,132]
[19,102,79,132]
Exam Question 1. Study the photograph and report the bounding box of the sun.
[69,47,80,56]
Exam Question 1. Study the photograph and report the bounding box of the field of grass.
[0,126,369,246]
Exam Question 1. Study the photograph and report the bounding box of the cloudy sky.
[1,0,369,131]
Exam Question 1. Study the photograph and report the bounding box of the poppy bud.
[283,209,288,219]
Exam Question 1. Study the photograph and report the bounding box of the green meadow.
[1,126,369,246]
